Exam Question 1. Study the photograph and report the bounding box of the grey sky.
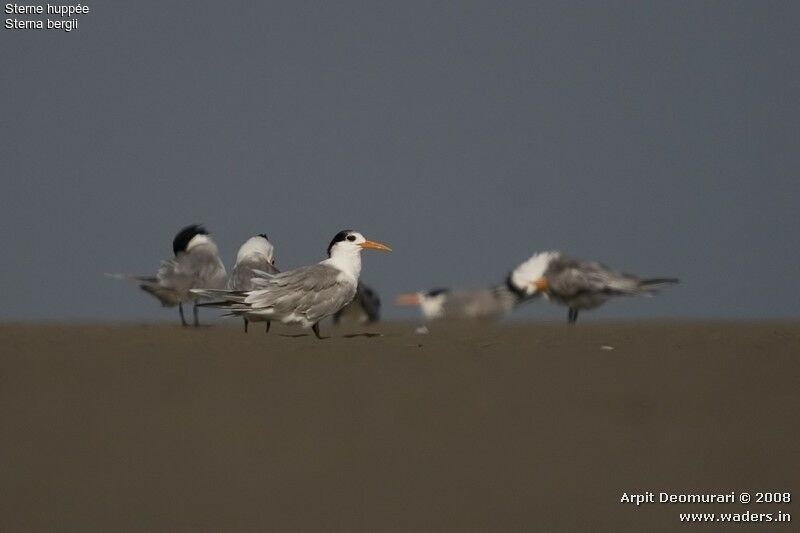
[1,1,798,321]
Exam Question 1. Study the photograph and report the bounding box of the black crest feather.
[505,274,527,298]
[426,288,450,297]
[172,224,208,255]
[327,229,354,256]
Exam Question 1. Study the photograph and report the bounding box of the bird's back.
[246,263,357,325]
[441,288,511,319]
[547,257,640,297]
[228,256,279,291]
[178,242,227,290]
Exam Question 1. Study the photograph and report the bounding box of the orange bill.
[360,240,392,252]
[395,293,420,306]
[533,278,548,291]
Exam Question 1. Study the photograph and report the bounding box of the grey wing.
[245,264,356,322]
[120,262,183,306]
[175,244,227,290]
[549,259,641,296]
[112,259,186,306]
[249,263,283,288]
[228,257,280,291]
[443,289,504,318]
[155,259,192,292]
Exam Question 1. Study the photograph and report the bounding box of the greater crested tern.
[395,261,534,320]
[107,224,227,326]
[193,230,390,339]
[516,251,679,323]
[226,234,279,333]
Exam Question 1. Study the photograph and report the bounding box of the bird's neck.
[235,238,273,264]
[420,297,445,319]
[185,234,217,254]
[503,275,528,301]
[325,248,362,280]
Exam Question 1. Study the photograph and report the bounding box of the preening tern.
[107,224,226,326]
[395,261,535,320]
[516,251,679,323]
[226,234,279,333]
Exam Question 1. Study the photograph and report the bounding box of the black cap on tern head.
[172,224,208,255]
[426,288,451,297]
[257,233,269,241]
[327,229,355,257]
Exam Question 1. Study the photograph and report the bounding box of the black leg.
[243,317,249,333]
[311,322,322,339]
[332,313,340,326]
[179,303,187,327]
[193,301,199,327]
[568,308,579,324]
[265,321,271,334]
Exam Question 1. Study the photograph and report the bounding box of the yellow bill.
[532,278,548,291]
[360,240,392,252]
[395,293,420,305]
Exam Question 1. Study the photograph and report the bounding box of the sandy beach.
[1,321,797,531]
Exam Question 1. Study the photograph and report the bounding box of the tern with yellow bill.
[516,251,679,323]
[395,258,538,320]
[193,230,391,339]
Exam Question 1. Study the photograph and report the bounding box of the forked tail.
[104,272,157,284]
[105,272,177,307]
[638,278,679,293]
[191,288,249,304]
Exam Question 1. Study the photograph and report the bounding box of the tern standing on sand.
[517,251,679,323]
[108,224,227,326]
[227,234,280,333]
[194,230,391,339]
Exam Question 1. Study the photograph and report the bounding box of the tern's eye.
[346,235,356,242]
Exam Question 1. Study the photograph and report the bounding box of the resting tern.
[516,251,679,323]
[193,230,391,339]
[226,234,279,333]
[333,281,381,325]
[107,224,227,326]
[395,262,534,320]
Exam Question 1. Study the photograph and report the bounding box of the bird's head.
[509,251,560,296]
[327,230,391,257]
[172,224,211,255]
[395,288,450,319]
[236,234,275,264]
